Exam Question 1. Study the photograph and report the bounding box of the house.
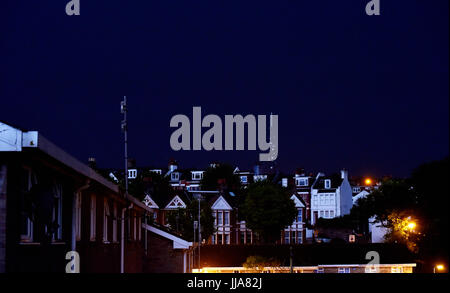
[0,121,192,272]
[310,170,353,225]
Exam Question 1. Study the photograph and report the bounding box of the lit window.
[391,266,403,273]
[240,176,247,183]
[338,268,351,273]
[324,179,331,189]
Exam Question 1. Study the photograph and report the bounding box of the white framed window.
[128,169,137,179]
[320,211,324,218]
[212,212,217,226]
[191,172,203,180]
[297,209,303,222]
[217,212,223,226]
[330,210,335,218]
[297,178,308,186]
[103,198,110,243]
[240,176,247,183]
[338,268,351,273]
[112,202,118,242]
[324,179,331,189]
[90,195,96,241]
[297,231,303,244]
[171,172,179,181]
[225,233,230,244]
[315,268,324,273]
[284,231,290,244]
[224,211,230,225]
[325,210,329,218]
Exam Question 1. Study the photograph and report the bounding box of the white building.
[310,170,353,225]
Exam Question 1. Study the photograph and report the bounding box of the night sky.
[1,1,448,178]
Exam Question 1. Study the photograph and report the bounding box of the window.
[75,193,82,241]
[217,212,223,226]
[128,169,137,179]
[325,210,329,218]
[297,178,308,186]
[212,212,217,225]
[365,266,378,273]
[224,211,230,225]
[284,231,290,244]
[315,268,324,273]
[338,268,351,273]
[330,210,335,218]
[297,209,303,222]
[225,234,230,244]
[138,216,142,241]
[211,234,216,244]
[103,199,110,242]
[297,231,303,244]
[240,176,247,183]
[90,195,96,241]
[217,233,223,244]
[192,172,203,180]
[391,266,403,273]
[324,179,331,189]
[240,232,245,244]
[246,231,252,244]
[51,183,63,241]
[20,167,34,242]
[133,212,137,240]
[320,211,324,218]
[112,202,118,242]
[171,172,179,181]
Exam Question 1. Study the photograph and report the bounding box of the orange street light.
[407,222,416,230]
[364,178,372,185]
[433,264,445,273]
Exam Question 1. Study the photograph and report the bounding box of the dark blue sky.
[1,1,448,178]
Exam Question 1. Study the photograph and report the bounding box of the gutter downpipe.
[72,180,91,252]
[120,202,133,273]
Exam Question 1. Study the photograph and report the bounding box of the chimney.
[341,169,348,180]
[88,157,97,169]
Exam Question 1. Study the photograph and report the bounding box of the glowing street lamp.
[407,222,416,231]
[364,178,372,185]
[433,264,445,273]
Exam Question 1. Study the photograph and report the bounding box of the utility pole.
[121,96,129,195]
[193,220,198,269]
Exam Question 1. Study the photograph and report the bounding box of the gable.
[143,194,159,209]
[211,196,233,211]
[290,194,305,208]
[165,195,187,209]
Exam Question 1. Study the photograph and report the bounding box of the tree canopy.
[239,181,297,243]
[200,163,241,192]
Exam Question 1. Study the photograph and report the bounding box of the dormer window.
[128,169,137,179]
[240,176,248,183]
[296,178,308,186]
[150,169,162,175]
[324,179,331,189]
[169,164,178,172]
[171,172,179,181]
[191,171,203,181]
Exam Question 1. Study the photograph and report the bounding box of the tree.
[167,199,216,242]
[200,163,241,192]
[239,181,297,243]
[242,255,281,272]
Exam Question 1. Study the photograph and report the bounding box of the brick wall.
[145,232,185,273]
